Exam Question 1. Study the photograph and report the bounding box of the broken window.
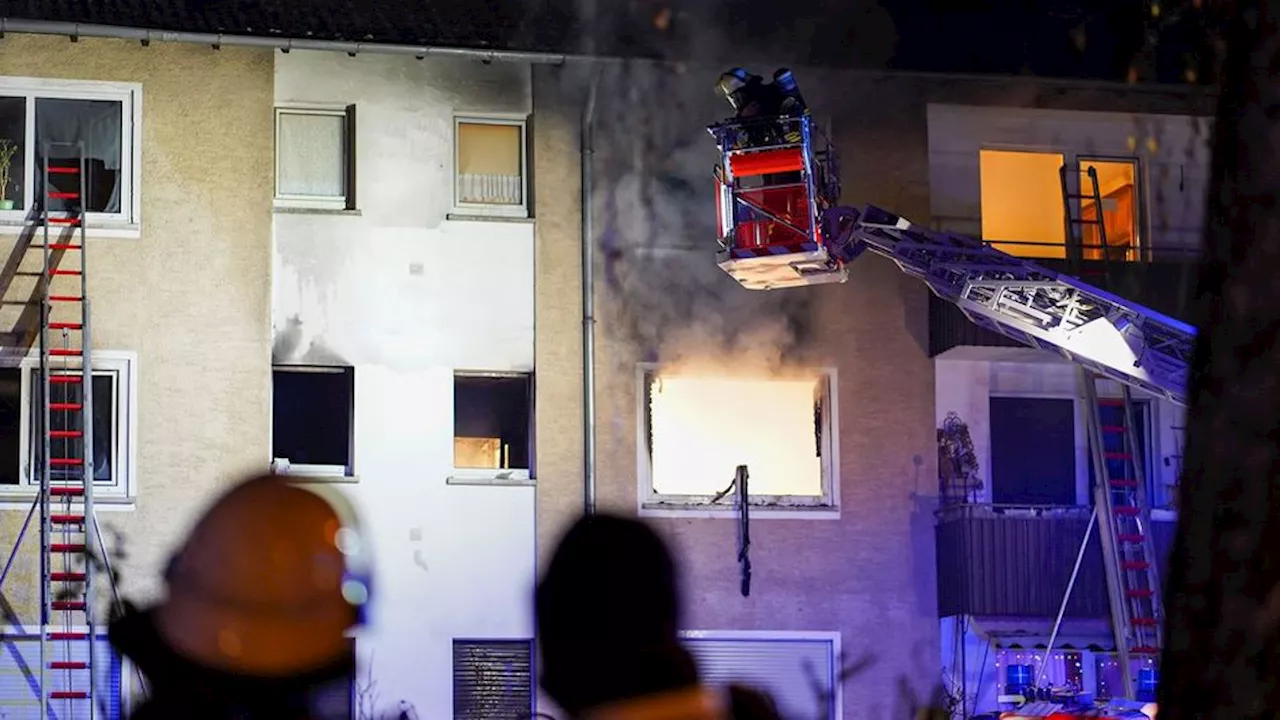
[453,373,532,473]
[641,368,834,508]
[272,365,354,476]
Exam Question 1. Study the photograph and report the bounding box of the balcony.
[928,231,1200,357]
[936,503,1177,619]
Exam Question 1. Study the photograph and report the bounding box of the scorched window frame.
[635,363,839,514]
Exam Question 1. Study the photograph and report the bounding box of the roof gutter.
[0,18,569,64]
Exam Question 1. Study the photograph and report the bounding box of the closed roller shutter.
[681,635,836,720]
[453,639,534,720]
[0,633,123,719]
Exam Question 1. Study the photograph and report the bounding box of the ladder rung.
[1127,589,1154,598]
[50,430,83,438]
[50,402,82,411]
[45,244,81,251]
[1101,425,1125,433]
[1122,560,1150,571]
[48,295,82,302]
[50,458,83,467]
[51,600,85,612]
[46,217,81,226]
[49,487,84,498]
[49,691,88,700]
[47,191,79,199]
[48,322,83,330]
[1114,506,1141,516]
[46,166,79,175]
[49,660,87,670]
[1131,617,1158,627]
[1110,479,1138,488]
[1118,533,1145,543]
[49,269,82,277]
[1131,646,1160,655]
[50,514,84,524]
[47,632,88,640]
[48,349,82,357]
[1105,452,1133,460]
[50,543,84,553]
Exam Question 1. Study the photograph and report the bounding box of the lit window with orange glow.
[639,367,835,510]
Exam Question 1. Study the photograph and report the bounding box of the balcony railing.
[935,502,1176,619]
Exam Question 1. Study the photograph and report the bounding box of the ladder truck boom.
[707,114,1196,407]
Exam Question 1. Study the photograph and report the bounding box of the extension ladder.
[1059,163,1113,285]
[1080,369,1162,699]
[37,142,97,719]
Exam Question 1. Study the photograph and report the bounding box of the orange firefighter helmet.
[154,473,372,677]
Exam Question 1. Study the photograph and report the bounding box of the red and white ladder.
[36,141,97,719]
[1080,368,1163,699]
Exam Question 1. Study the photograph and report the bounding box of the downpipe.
[581,65,602,515]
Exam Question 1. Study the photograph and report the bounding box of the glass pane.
[32,370,113,486]
[979,149,1067,258]
[0,369,20,485]
[1079,160,1139,262]
[277,112,345,198]
[456,122,522,205]
[33,98,124,214]
[0,96,26,212]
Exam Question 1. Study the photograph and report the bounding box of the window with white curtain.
[453,117,527,216]
[0,77,140,225]
[274,106,356,210]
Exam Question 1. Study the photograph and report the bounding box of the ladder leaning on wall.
[37,141,99,719]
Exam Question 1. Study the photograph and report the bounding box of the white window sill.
[0,493,136,512]
[0,219,140,240]
[274,204,361,217]
[445,213,533,224]
[639,502,841,521]
[446,469,533,487]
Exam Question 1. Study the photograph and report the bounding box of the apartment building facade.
[0,33,274,716]
[0,7,1213,719]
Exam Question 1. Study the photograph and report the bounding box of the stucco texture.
[0,36,273,616]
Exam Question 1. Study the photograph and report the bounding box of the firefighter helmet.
[715,68,753,110]
[154,473,372,676]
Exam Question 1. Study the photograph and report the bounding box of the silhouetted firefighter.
[536,513,781,719]
[109,474,372,718]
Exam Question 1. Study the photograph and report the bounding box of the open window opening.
[640,367,836,510]
[271,365,355,477]
[453,373,532,476]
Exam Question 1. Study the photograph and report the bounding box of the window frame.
[273,105,357,212]
[0,349,138,503]
[269,364,356,480]
[452,114,529,219]
[450,370,534,484]
[635,363,839,516]
[0,76,142,235]
[1075,154,1146,263]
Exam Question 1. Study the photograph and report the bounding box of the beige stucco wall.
[0,36,273,618]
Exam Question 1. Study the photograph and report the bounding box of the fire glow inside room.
[641,367,834,505]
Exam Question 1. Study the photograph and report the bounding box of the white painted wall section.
[926,103,1212,255]
[272,50,537,718]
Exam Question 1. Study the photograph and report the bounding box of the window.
[1078,158,1141,262]
[989,396,1076,506]
[274,106,356,210]
[0,632,123,716]
[639,367,836,511]
[271,365,355,477]
[679,632,839,720]
[454,118,527,215]
[0,78,140,226]
[979,149,1067,258]
[0,351,137,500]
[453,373,532,476]
[452,639,533,720]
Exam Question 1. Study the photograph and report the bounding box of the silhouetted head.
[536,513,698,715]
